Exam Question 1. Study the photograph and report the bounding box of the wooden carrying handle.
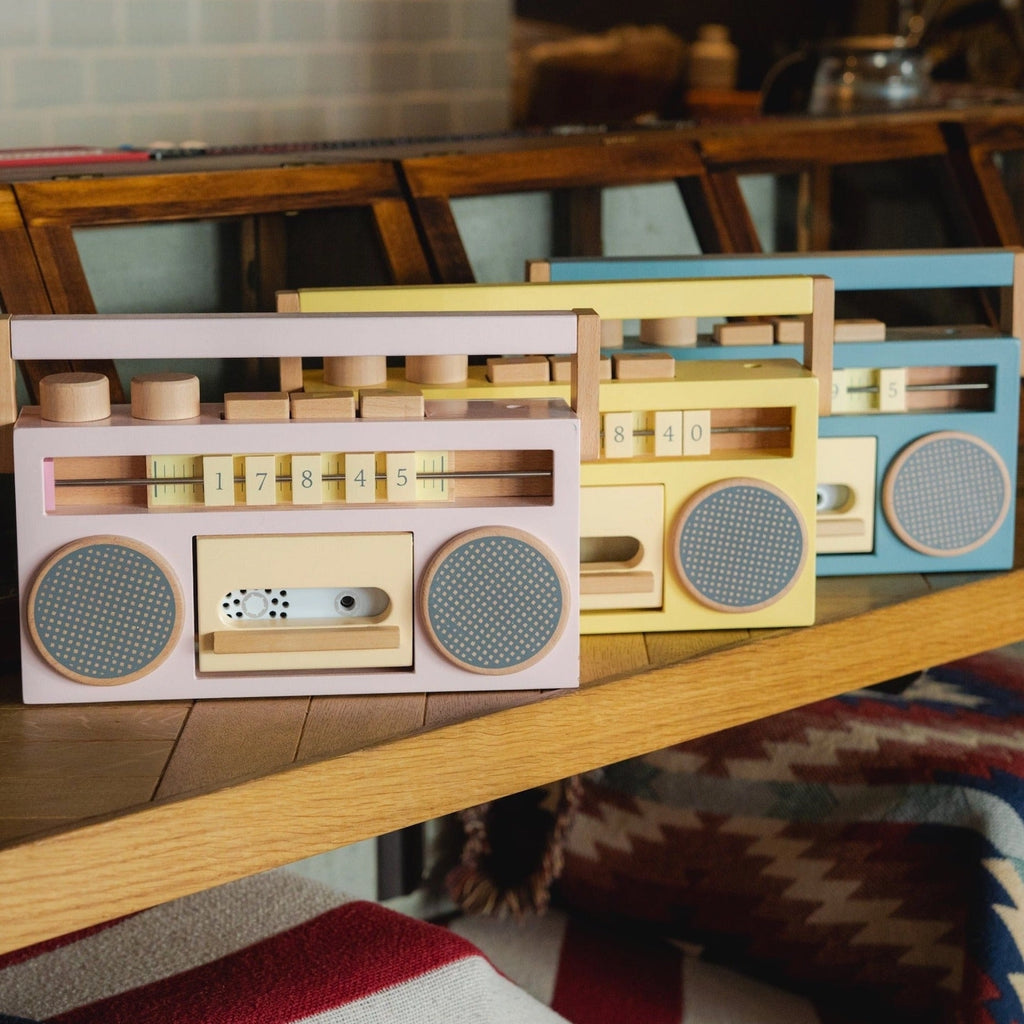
[804,275,835,416]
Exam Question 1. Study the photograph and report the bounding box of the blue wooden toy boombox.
[530,250,1022,576]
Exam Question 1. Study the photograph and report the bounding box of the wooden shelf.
[0,545,1021,954]
[2,102,1024,955]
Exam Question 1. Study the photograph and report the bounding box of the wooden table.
[0,532,1021,955]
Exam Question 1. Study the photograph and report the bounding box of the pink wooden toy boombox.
[7,311,598,704]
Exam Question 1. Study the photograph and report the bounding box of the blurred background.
[1,0,1022,150]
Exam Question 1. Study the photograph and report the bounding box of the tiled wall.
[0,0,512,149]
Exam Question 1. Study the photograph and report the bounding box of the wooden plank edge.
[0,568,1021,953]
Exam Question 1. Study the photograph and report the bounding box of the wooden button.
[324,355,387,387]
[39,372,111,423]
[130,372,200,420]
[405,354,467,385]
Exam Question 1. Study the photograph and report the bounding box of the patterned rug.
[444,641,1024,1024]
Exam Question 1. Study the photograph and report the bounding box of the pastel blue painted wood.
[542,249,1019,290]
[539,250,1021,576]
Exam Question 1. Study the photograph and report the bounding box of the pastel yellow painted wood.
[682,410,712,456]
[385,451,416,501]
[290,453,323,504]
[194,533,413,674]
[577,360,818,634]
[878,367,908,412]
[344,452,376,501]
[202,455,235,506]
[815,436,876,554]
[580,483,663,611]
[654,410,683,456]
[243,455,277,505]
[602,410,633,458]
[295,277,821,320]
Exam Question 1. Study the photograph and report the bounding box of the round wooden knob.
[39,372,111,423]
[324,355,387,388]
[131,372,200,420]
[639,316,697,347]
[601,319,624,348]
[405,354,468,385]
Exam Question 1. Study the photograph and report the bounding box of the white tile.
[12,56,85,107]
[94,57,163,103]
[198,0,260,43]
[125,0,192,45]
[269,0,328,43]
[50,0,118,46]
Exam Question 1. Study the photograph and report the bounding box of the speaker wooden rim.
[27,535,184,686]
[670,477,809,613]
[882,430,1011,558]
[419,526,569,675]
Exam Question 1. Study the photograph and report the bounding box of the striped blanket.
[0,872,561,1024]
[443,641,1024,1024]
[0,867,829,1023]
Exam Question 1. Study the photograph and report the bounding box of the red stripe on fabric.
[550,917,681,1024]
[51,900,481,1024]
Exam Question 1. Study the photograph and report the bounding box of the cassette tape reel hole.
[27,536,184,685]
[219,587,390,623]
[421,526,570,675]
[671,478,809,613]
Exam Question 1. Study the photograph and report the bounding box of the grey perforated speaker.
[882,431,1011,557]
[671,477,809,613]
[27,536,184,685]
[420,526,569,674]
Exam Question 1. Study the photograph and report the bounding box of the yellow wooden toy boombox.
[278,276,830,635]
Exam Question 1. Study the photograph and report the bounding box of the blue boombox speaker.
[530,249,1021,576]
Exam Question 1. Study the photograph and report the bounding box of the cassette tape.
[278,277,825,634]
[10,310,595,704]
[531,249,1022,575]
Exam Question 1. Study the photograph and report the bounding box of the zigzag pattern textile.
[554,642,1024,1024]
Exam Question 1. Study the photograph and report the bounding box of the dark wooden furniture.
[9,159,433,400]
[397,126,741,281]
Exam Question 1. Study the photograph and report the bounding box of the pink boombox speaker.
[8,311,598,704]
